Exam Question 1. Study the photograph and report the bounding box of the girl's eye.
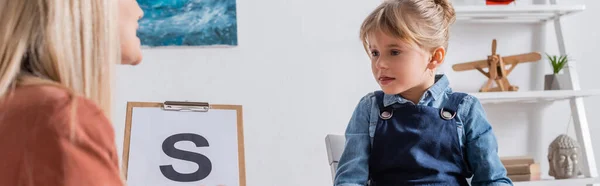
[371,51,380,57]
[391,50,401,56]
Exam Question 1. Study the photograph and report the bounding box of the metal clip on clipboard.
[162,101,210,112]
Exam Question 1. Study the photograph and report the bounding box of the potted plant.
[544,53,569,90]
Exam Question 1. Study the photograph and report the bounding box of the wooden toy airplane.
[452,39,542,92]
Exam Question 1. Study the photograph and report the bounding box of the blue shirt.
[334,74,513,186]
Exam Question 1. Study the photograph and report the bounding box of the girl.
[334,0,512,186]
[0,0,143,185]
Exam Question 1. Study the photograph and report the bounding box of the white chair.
[325,134,346,181]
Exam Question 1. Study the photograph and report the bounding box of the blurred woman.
[0,0,143,185]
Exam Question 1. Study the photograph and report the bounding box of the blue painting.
[137,0,238,47]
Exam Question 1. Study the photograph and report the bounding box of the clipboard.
[122,101,246,186]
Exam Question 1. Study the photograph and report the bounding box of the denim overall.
[369,91,471,186]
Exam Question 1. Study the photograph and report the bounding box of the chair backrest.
[325,134,346,181]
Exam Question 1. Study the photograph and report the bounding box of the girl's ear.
[428,47,446,70]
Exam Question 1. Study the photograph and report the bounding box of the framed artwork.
[137,0,238,47]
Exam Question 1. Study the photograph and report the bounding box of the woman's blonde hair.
[0,0,119,117]
[360,0,456,54]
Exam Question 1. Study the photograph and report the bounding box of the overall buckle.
[380,108,394,120]
[440,108,456,120]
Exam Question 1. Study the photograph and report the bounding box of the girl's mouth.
[378,76,395,85]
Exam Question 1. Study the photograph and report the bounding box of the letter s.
[159,133,212,182]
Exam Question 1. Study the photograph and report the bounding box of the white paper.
[127,107,241,186]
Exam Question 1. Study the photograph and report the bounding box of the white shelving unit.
[471,89,600,104]
[514,177,597,186]
[455,1,598,186]
[455,5,585,23]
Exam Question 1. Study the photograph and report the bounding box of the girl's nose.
[375,58,388,69]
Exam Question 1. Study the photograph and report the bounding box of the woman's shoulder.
[0,85,121,185]
[1,85,72,121]
[12,84,71,105]
[4,85,110,135]
[9,85,102,114]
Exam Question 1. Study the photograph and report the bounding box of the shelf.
[513,177,598,186]
[469,89,600,104]
[455,5,585,23]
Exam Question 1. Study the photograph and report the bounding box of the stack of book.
[500,156,541,182]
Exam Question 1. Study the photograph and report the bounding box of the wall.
[112,0,600,185]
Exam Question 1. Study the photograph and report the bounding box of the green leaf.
[546,53,569,74]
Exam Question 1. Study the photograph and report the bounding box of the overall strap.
[443,92,472,177]
[441,92,469,118]
[374,90,386,110]
[374,90,396,120]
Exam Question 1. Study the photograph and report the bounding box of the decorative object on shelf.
[486,0,515,5]
[500,156,541,182]
[136,0,238,47]
[452,39,541,92]
[544,54,570,90]
[548,134,582,179]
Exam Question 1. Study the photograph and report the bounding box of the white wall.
[113,0,600,185]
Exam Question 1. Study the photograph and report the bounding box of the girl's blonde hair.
[0,0,119,117]
[360,0,456,54]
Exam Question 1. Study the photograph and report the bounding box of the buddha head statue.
[548,134,581,179]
